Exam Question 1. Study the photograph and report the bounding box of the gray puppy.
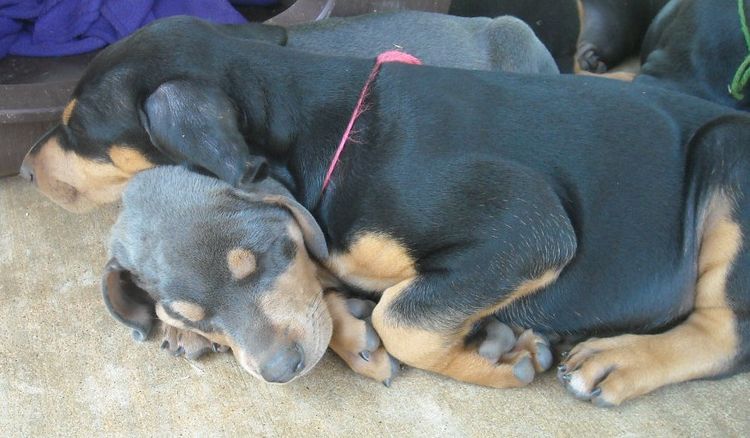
[102,166,548,385]
[239,11,558,74]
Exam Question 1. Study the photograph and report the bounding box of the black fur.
[638,0,750,111]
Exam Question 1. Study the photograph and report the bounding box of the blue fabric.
[0,0,248,59]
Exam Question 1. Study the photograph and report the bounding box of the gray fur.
[287,11,558,74]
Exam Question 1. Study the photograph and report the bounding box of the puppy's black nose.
[259,343,305,383]
[19,160,34,183]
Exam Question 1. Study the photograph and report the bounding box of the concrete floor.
[1,175,749,436]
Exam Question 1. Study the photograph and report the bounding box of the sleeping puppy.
[277,11,559,74]
[19,13,557,213]
[637,0,750,111]
[103,166,551,385]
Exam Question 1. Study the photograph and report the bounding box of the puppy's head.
[103,166,331,384]
[20,16,288,213]
[20,95,157,213]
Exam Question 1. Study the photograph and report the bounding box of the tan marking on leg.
[372,278,536,388]
[561,193,740,405]
[62,99,77,125]
[169,301,206,322]
[109,145,154,174]
[227,248,257,280]
[325,292,394,382]
[326,232,417,292]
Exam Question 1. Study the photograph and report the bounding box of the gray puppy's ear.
[262,194,329,261]
[101,258,156,342]
[227,189,329,261]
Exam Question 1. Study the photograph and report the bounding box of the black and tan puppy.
[19,17,750,405]
[18,13,558,213]
[104,165,549,385]
[638,0,750,110]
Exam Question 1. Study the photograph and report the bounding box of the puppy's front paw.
[326,293,399,386]
[159,322,228,360]
[557,335,659,407]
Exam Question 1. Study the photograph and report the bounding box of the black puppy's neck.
[233,47,376,210]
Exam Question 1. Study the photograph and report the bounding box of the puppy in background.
[230,10,559,74]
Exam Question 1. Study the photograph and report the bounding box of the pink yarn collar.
[320,50,422,194]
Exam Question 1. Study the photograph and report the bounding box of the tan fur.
[325,292,393,382]
[23,139,152,212]
[169,301,206,322]
[258,241,324,341]
[62,99,77,125]
[109,146,154,174]
[372,278,537,388]
[327,232,417,292]
[561,192,741,405]
[158,321,215,357]
[227,248,257,280]
[155,303,188,330]
[577,70,637,82]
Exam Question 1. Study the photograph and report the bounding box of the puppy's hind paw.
[478,319,553,373]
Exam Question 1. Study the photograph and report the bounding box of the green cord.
[730,0,750,100]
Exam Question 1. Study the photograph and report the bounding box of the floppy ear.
[101,258,156,342]
[139,80,268,186]
[227,188,329,261]
[263,194,329,261]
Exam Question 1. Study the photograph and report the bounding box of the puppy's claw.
[383,378,392,388]
[359,351,371,362]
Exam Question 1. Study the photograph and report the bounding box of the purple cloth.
[0,0,249,59]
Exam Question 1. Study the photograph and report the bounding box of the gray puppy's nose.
[259,343,305,383]
[19,160,34,183]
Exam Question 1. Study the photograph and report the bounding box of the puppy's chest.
[325,232,417,294]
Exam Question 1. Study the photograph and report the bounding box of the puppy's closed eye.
[227,247,257,280]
